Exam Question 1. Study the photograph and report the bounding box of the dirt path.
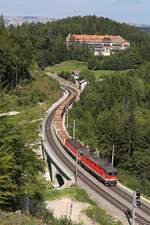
[46,197,96,225]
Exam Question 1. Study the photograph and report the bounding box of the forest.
[69,65,150,196]
[0,13,150,223]
[1,14,150,90]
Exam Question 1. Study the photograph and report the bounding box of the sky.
[0,0,150,25]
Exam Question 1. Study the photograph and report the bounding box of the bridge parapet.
[41,90,75,187]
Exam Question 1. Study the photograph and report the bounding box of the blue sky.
[0,0,149,24]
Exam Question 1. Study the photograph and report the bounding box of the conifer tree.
[0,14,5,29]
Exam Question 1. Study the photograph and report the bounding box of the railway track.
[44,86,150,225]
[111,186,150,216]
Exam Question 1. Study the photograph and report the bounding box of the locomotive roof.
[67,138,117,173]
[67,138,88,154]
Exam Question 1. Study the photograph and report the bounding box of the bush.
[85,206,122,225]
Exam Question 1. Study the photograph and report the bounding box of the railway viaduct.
[40,75,150,225]
[41,89,75,188]
[41,144,73,187]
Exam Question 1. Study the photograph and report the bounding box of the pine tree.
[0,118,45,208]
[0,14,5,29]
[122,112,138,157]
[0,119,17,204]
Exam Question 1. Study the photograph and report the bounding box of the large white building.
[66,34,130,56]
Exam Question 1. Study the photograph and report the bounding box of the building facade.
[66,34,130,56]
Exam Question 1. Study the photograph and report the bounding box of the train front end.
[105,167,118,186]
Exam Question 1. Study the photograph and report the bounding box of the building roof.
[72,71,80,76]
[67,34,129,44]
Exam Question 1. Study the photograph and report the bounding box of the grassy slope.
[45,185,122,225]
[0,210,41,225]
[47,60,128,78]
[0,67,61,142]
[45,185,96,205]
[0,65,123,225]
[46,60,87,73]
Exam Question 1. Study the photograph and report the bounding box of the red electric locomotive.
[54,87,118,186]
[65,138,117,186]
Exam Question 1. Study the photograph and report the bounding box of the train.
[53,86,118,186]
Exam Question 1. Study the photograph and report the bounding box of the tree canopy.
[69,66,150,196]
[0,118,45,207]
[1,15,150,90]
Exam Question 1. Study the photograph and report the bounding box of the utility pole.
[73,120,76,139]
[69,198,73,220]
[132,192,136,225]
[72,120,78,184]
[66,104,69,129]
[132,191,141,225]
[92,214,96,224]
[75,150,78,184]
[112,144,115,166]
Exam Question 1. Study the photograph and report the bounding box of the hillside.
[0,14,150,222]
[139,27,150,35]
[68,64,150,197]
[4,16,55,26]
[47,58,150,197]
[1,14,150,90]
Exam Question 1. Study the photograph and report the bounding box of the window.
[108,172,113,176]
[114,172,117,176]
[108,172,117,176]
